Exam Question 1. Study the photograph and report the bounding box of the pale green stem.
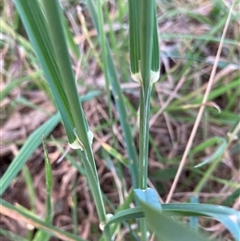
[138,87,151,241]
[138,1,155,240]
[138,88,151,189]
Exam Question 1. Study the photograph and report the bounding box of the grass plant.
[1,0,239,240]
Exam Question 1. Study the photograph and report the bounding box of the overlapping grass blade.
[14,1,110,238]
[13,0,75,144]
[129,0,140,78]
[40,0,90,148]
[136,192,210,241]
[106,202,239,240]
[129,0,159,87]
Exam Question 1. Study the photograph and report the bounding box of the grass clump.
[0,0,239,240]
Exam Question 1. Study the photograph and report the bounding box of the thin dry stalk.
[166,0,236,203]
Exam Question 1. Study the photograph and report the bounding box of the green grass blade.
[129,0,159,86]
[162,203,240,241]
[134,188,162,210]
[107,205,212,240]
[140,0,154,91]
[105,202,239,240]
[194,138,227,168]
[129,0,140,76]
[0,113,60,196]
[22,166,35,211]
[106,207,143,227]
[135,189,212,241]
[222,188,240,206]
[0,199,88,241]
[41,0,90,148]
[151,3,160,74]
[13,0,75,144]
[0,228,28,241]
[33,230,51,241]
[189,137,227,168]
[190,196,199,232]
[100,189,139,240]
[42,137,53,223]
[33,137,53,241]
[140,201,212,241]
[99,141,129,166]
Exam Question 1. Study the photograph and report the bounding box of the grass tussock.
[1,0,239,240]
